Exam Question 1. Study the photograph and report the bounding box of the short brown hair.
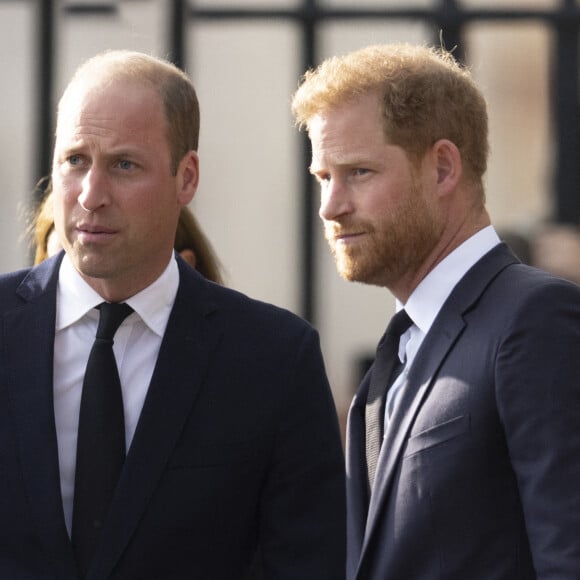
[58,50,200,174]
[292,43,489,190]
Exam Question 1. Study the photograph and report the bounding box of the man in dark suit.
[0,50,345,579]
[292,43,580,578]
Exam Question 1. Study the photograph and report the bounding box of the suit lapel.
[356,244,519,577]
[3,256,78,578]
[91,263,223,580]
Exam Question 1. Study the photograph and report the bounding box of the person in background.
[173,202,224,284]
[31,188,225,284]
[292,43,580,579]
[0,49,345,579]
[31,187,61,264]
[531,222,580,285]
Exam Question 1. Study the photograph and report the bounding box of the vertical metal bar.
[169,0,186,69]
[554,0,580,223]
[299,0,317,324]
[36,0,55,201]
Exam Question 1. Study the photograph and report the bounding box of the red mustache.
[324,221,373,241]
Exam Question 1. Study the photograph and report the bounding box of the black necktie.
[365,309,412,491]
[72,302,133,577]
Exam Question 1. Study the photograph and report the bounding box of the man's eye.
[353,168,369,177]
[118,159,134,170]
[67,154,83,166]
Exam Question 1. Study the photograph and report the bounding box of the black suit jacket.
[347,244,580,579]
[0,253,346,580]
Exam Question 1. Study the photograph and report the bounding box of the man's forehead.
[57,77,160,126]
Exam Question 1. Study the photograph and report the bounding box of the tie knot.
[96,302,133,340]
[386,309,413,338]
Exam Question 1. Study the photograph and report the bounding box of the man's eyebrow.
[310,155,369,172]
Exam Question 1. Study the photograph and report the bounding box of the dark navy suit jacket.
[347,244,580,579]
[0,253,346,580]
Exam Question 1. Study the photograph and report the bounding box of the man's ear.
[177,150,199,206]
[432,139,462,194]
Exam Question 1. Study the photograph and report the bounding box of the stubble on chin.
[69,244,112,280]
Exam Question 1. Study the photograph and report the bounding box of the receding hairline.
[56,49,201,172]
[58,50,178,107]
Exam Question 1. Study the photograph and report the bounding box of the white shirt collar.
[56,252,180,337]
[398,225,501,334]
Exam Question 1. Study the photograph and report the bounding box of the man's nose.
[319,179,353,221]
[78,166,111,211]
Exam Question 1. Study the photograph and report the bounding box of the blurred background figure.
[497,229,533,265]
[173,200,224,284]
[531,223,580,285]
[499,224,580,286]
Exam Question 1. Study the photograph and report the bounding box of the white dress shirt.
[53,253,179,535]
[384,226,501,432]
